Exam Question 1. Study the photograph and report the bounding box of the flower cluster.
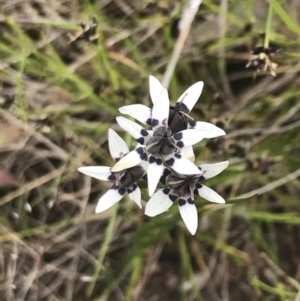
[79,76,228,234]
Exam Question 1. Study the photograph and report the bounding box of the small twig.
[260,252,300,290]
[226,118,300,138]
[218,0,234,107]
[234,168,300,199]
[162,0,202,88]
[132,243,165,300]
[114,0,133,16]
[6,243,18,301]
[16,251,41,301]
[230,72,296,115]
[0,165,66,206]
[0,111,68,161]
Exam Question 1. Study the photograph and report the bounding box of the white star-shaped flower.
[111,90,205,196]
[119,75,226,137]
[145,161,229,235]
[78,129,146,213]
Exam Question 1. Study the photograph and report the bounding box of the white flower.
[78,129,146,213]
[145,161,229,235]
[111,91,205,196]
[119,75,226,137]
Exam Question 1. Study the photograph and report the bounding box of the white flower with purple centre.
[145,161,229,235]
[78,129,146,213]
[77,75,229,234]
[111,88,205,196]
[119,75,226,137]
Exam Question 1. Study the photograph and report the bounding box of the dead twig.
[0,164,66,206]
[234,168,300,199]
[226,118,300,138]
[162,0,202,88]
[260,252,300,290]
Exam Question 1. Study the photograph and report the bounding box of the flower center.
[166,173,199,198]
[168,103,189,133]
[114,165,144,188]
[146,126,176,156]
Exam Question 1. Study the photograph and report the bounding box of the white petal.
[177,81,203,112]
[180,146,195,162]
[78,166,112,181]
[199,161,229,179]
[111,148,145,172]
[149,75,165,105]
[140,159,149,173]
[178,200,198,235]
[151,88,169,129]
[95,187,125,213]
[196,184,225,204]
[145,188,174,216]
[173,129,204,147]
[119,104,151,125]
[147,158,164,196]
[128,185,142,208]
[116,116,146,140]
[165,154,201,175]
[108,129,129,161]
[189,121,226,138]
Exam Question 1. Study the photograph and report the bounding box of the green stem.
[264,1,273,48]
[87,204,118,296]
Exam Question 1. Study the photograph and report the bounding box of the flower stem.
[264,1,273,48]
[87,204,118,296]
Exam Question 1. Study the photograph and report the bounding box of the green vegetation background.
[0,0,300,300]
